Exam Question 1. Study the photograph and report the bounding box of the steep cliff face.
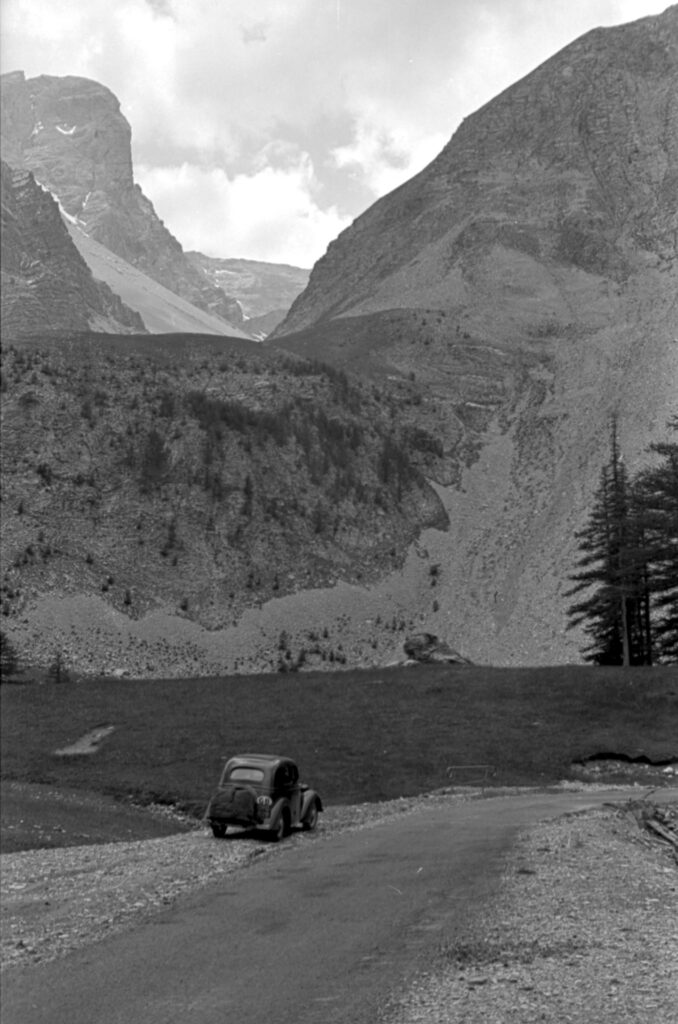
[0,72,244,330]
[272,6,678,664]
[0,160,145,336]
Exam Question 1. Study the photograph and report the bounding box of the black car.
[205,753,323,841]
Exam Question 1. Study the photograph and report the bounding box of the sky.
[1,0,669,267]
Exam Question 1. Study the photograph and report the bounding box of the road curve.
[2,788,668,1024]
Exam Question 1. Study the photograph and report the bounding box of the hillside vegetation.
[0,333,445,673]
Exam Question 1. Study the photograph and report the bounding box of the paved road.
[3,788,672,1024]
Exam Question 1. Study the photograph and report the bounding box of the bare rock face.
[0,72,244,330]
[272,7,678,665]
[0,160,145,336]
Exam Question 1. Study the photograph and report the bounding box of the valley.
[1,7,677,675]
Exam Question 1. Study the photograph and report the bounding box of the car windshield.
[227,767,265,783]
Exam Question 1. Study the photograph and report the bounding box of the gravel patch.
[380,800,678,1024]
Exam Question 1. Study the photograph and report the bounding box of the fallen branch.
[645,817,678,848]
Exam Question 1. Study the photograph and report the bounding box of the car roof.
[225,753,296,769]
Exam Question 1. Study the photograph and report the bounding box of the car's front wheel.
[269,810,289,842]
[211,822,227,839]
[302,802,319,831]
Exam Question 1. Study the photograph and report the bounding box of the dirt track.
[3,787,676,1024]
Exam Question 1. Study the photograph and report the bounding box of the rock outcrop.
[0,71,244,331]
[1,160,145,336]
[402,633,472,665]
[271,7,678,664]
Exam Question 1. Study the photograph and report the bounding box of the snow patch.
[37,181,84,227]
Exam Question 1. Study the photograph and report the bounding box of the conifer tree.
[566,419,650,665]
[633,418,678,662]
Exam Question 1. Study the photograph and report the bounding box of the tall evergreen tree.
[566,419,650,665]
[633,418,678,662]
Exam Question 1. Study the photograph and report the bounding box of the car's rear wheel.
[302,802,319,831]
[211,822,227,839]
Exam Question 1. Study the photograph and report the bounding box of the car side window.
[275,764,295,789]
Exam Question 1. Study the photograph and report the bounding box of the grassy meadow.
[2,664,676,816]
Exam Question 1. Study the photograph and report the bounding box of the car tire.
[211,823,227,839]
[302,802,319,831]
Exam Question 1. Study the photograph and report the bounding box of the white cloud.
[136,158,350,266]
[332,120,448,199]
[0,0,671,263]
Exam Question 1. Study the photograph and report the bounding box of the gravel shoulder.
[382,795,678,1024]
[2,786,677,1024]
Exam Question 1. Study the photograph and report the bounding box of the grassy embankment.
[2,664,676,816]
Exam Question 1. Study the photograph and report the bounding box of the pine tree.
[566,420,650,665]
[633,419,678,662]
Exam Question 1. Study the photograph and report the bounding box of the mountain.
[0,71,245,332]
[272,6,678,664]
[0,160,145,336]
[186,254,310,337]
[1,10,675,674]
[276,7,677,336]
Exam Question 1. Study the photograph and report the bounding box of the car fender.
[301,789,322,820]
[267,797,290,830]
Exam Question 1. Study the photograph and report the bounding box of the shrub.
[0,631,19,678]
[36,462,53,485]
[140,429,169,491]
[47,649,70,684]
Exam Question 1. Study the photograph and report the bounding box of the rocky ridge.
[0,71,245,332]
[277,6,678,334]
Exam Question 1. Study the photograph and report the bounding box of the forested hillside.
[0,333,445,674]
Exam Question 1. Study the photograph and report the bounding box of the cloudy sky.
[1,0,668,266]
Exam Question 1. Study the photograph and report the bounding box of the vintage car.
[205,753,323,841]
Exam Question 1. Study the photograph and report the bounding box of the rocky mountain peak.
[276,4,678,335]
[0,71,244,330]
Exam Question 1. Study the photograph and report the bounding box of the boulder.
[403,633,472,665]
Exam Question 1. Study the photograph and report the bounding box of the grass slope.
[2,666,676,816]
